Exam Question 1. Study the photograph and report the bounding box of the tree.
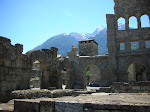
[86,71,90,82]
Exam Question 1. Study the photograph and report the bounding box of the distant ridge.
[32,24,125,56]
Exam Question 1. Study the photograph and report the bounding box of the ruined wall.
[27,47,61,89]
[114,0,150,20]
[112,81,150,93]
[79,40,98,56]
[107,0,150,82]
[14,99,150,112]
[0,36,31,102]
[64,0,150,89]
[66,46,110,89]
[76,56,110,88]
[117,55,150,82]
[0,36,62,102]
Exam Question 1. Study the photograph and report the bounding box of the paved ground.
[1,92,150,111]
[42,93,150,106]
[0,100,14,111]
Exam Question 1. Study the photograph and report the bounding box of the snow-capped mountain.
[92,26,106,36]
[32,26,107,56]
[68,26,106,41]
[32,25,125,56]
[69,32,93,41]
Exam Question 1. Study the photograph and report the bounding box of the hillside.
[32,24,125,56]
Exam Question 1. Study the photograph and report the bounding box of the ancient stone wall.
[79,39,98,56]
[76,56,110,88]
[66,46,110,89]
[26,48,61,89]
[112,81,150,93]
[0,36,62,102]
[14,99,150,112]
[114,0,150,20]
[0,36,31,102]
[117,55,150,82]
[107,0,150,83]
[65,0,150,89]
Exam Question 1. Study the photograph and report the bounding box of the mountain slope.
[32,26,107,56]
[89,27,108,55]
[33,34,78,55]
[32,24,125,56]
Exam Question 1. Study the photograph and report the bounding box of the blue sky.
[0,0,114,53]
[0,0,149,53]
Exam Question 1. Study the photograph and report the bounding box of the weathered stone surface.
[132,86,140,90]
[55,101,83,112]
[112,82,150,93]
[1,0,150,105]
[14,100,40,112]
[79,39,98,56]
[130,105,150,112]
[10,89,74,99]
[2,93,150,112]
[40,101,55,112]
[106,0,150,84]
[0,36,62,102]
[64,0,150,88]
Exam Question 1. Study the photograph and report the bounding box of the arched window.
[117,17,125,30]
[129,16,138,29]
[141,14,150,28]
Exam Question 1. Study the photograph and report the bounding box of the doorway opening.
[30,60,43,89]
[128,62,147,82]
[61,66,67,90]
[85,65,101,87]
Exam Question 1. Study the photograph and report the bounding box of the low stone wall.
[10,89,93,100]
[11,89,73,99]
[14,100,150,112]
[112,81,150,93]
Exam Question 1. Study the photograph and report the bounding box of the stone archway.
[27,50,49,89]
[128,62,147,82]
[84,64,101,87]
[61,58,73,89]
[30,60,44,89]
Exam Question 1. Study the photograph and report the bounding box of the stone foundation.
[112,81,150,93]
[14,100,150,112]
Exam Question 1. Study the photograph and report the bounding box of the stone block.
[130,105,150,112]
[138,82,150,86]
[8,68,16,74]
[132,86,140,90]
[40,101,55,112]
[55,101,83,112]
[3,67,9,74]
[0,58,4,65]
[84,109,110,112]
[14,100,40,112]
[120,85,127,90]
[11,60,16,67]
[99,87,111,93]
[4,61,11,67]
[0,66,3,74]
[48,87,56,90]
[74,85,82,89]
[84,103,124,110]
[109,110,129,112]
[141,86,150,91]
[16,59,22,67]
